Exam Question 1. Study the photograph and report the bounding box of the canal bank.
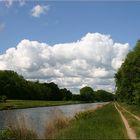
[0,102,106,138]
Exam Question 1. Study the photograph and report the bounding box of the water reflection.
[0,102,105,138]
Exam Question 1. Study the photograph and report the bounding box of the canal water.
[0,102,106,138]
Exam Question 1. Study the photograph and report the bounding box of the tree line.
[80,86,114,102]
[0,70,114,102]
[115,40,140,105]
[0,70,73,101]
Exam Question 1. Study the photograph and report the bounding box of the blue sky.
[0,1,140,53]
[0,1,139,93]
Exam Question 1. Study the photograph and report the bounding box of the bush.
[0,129,14,139]
[0,95,7,103]
[45,111,69,139]
[0,128,37,140]
[0,115,38,140]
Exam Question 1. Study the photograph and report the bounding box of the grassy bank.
[119,102,140,117]
[48,103,128,139]
[0,100,81,110]
[117,103,140,139]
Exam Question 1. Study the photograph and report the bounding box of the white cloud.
[19,0,25,6]
[31,4,49,17]
[3,0,26,7]
[0,23,5,32]
[0,33,129,93]
[5,0,13,7]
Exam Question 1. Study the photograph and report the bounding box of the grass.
[0,115,38,140]
[117,103,140,139]
[119,102,140,117]
[45,110,70,139]
[0,100,81,110]
[47,103,128,139]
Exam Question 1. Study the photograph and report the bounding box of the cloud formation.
[3,0,26,7]
[0,33,129,93]
[31,4,49,17]
[5,0,13,7]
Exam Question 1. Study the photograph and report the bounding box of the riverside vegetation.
[0,41,139,139]
[0,70,114,110]
[114,40,140,139]
[0,103,129,139]
[115,40,140,105]
[0,100,80,110]
[0,70,114,102]
[116,103,140,139]
[47,103,128,139]
[119,102,140,117]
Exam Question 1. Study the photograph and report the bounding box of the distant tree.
[72,94,81,101]
[94,90,114,102]
[0,70,116,103]
[60,88,72,101]
[0,70,64,101]
[47,82,61,100]
[80,86,94,101]
[0,70,26,99]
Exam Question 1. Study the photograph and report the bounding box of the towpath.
[114,103,137,139]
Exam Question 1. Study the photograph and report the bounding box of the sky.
[0,0,140,93]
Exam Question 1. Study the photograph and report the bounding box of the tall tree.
[115,40,140,104]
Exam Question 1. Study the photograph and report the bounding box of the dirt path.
[117,103,140,122]
[114,103,137,140]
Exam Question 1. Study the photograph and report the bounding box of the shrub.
[0,128,37,140]
[45,110,69,139]
[0,95,7,103]
[0,115,38,140]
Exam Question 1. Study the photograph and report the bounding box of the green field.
[49,103,128,139]
[0,100,81,110]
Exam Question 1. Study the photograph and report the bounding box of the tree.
[80,86,94,101]
[60,88,72,101]
[46,82,61,100]
[72,94,81,101]
[115,40,140,105]
[94,90,114,102]
[0,70,66,101]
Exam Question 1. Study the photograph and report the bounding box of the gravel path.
[114,103,137,139]
[117,103,140,122]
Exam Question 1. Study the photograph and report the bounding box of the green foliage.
[0,95,7,103]
[72,94,81,101]
[80,86,94,101]
[0,70,114,102]
[53,103,128,139]
[60,88,72,101]
[0,128,37,140]
[0,100,81,110]
[117,103,140,138]
[119,102,140,118]
[0,129,14,139]
[0,70,72,101]
[94,90,114,102]
[115,40,140,105]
